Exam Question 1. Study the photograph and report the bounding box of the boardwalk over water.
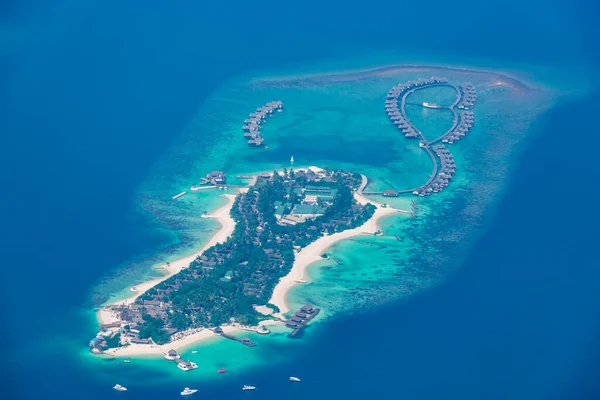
[376,77,477,197]
[398,82,462,146]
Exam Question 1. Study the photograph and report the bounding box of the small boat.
[242,385,256,391]
[177,360,198,371]
[123,360,130,363]
[191,350,198,354]
[289,376,301,382]
[217,368,227,374]
[113,384,127,391]
[181,388,198,396]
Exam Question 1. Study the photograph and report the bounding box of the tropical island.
[93,167,385,353]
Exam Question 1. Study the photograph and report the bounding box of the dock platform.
[286,304,321,338]
[214,327,256,347]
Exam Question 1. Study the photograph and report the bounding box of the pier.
[286,304,321,338]
[214,327,257,347]
[242,100,283,147]
[161,348,198,371]
[381,77,477,197]
[172,191,186,200]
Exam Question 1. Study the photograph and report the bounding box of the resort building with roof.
[290,204,325,220]
[303,194,318,205]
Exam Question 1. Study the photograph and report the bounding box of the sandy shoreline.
[269,191,405,315]
[97,192,238,325]
[95,181,403,357]
[102,322,278,357]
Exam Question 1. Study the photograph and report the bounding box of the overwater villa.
[242,100,283,147]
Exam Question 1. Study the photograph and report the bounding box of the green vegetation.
[104,333,122,348]
[266,303,280,313]
[122,168,374,338]
[138,314,170,344]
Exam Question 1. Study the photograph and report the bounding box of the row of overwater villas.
[413,145,456,197]
[386,102,421,138]
[458,82,477,109]
[385,76,449,100]
[285,304,319,329]
[441,111,475,144]
[242,100,284,146]
[384,77,449,139]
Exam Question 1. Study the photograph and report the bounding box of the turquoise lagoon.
[86,59,572,382]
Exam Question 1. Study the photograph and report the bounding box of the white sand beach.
[103,326,233,357]
[95,178,404,356]
[97,193,238,325]
[103,320,280,357]
[269,191,405,315]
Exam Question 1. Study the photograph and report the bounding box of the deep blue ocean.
[1,0,599,399]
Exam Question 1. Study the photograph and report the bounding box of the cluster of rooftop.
[378,77,478,197]
[441,111,474,144]
[458,82,477,109]
[242,100,283,146]
[385,77,449,139]
[201,171,226,185]
[285,304,320,337]
[94,169,374,348]
[413,145,455,197]
[89,300,180,353]
[274,167,338,226]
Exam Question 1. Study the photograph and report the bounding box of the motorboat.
[181,388,198,396]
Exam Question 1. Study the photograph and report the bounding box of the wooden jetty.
[286,304,321,338]
[214,327,256,347]
[381,77,476,197]
[162,349,198,371]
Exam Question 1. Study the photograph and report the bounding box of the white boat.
[123,359,130,363]
[191,350,198,354]
[289,376,301,382]
[242,385,256,391]
[177,360,198,371]
[180,388,198,396]
[113,384,127,391]
[294,279,307,283]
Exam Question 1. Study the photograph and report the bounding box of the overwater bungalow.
[241,101,283,147]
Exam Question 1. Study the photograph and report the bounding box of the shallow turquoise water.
[80,58,573,381]
[4,0,599,396]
